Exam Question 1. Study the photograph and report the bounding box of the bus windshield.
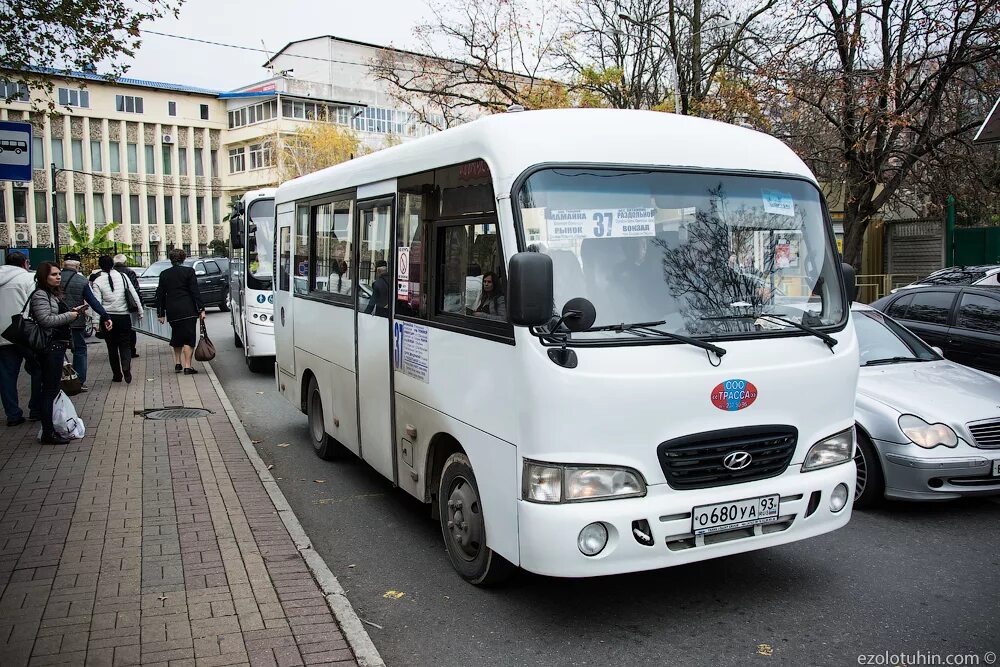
[517,168,846,340]
[247,198,275,291]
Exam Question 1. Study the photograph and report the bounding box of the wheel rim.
[854,443,868,498]
[445,476,484,562]
[308,389,324,444]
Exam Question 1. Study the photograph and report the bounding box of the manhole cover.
[137,407,213,420]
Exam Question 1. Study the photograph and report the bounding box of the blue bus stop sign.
[0,121,32,182]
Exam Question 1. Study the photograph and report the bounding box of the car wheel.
[218,298,230,312]
[438,453,514,586]
[853,427,885,509]
[306,377,345,460]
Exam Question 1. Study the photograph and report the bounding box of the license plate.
[692,494,780,536]
[993,460,1000,477]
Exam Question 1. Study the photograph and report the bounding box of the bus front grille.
[657,426,797,490]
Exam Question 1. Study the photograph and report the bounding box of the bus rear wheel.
[438,453,514,586]
[306,377,344,461]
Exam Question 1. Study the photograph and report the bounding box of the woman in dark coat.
[154,249,205,374]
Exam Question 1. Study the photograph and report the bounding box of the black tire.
[438,453,515,586]
[233,323,244,348]
[306,377,344,460]
[246,355,272,374]
[853,427,885,509]
[218,300,230,312]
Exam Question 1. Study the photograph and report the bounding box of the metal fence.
[855,274,921,304]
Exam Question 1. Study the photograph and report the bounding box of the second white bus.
[230,188,277,373]
[273,109,859,584]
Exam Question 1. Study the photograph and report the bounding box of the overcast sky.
[126,0,431,91]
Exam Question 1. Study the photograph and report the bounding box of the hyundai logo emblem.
[723,451,753,471]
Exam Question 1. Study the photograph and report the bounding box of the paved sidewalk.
[0,335,361,666]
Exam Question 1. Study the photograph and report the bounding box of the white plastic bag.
[44,391,85,440]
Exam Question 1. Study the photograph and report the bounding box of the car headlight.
[897,414,958,448]
[802,428,854,471]
[522,460,646,503]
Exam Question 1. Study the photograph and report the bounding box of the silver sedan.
[852,303,1000,507]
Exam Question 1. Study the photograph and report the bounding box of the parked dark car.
[139,257,231,311]
[870,285,1000,375]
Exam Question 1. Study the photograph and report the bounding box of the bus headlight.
[802,428,854,471]
[523,460,646,503]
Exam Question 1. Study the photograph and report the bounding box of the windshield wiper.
[700,314,837,352]
[585,321,727,358]
[863,356,929,367]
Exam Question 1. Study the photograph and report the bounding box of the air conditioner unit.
[15,232,29,242]
[150,232,161,242]
[162,134,174,144]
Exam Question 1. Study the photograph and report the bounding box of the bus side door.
[274,206,296,377]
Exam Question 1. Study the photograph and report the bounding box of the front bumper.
[245,321,275,358]
[878,440,1000,500]
[517,462,854,577]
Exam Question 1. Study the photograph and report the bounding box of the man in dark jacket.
[364,260,392,317]
[113,254,141,358]
[62,253,110,392]
[155,248,205,374]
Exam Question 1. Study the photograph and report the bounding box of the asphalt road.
[201,311,1000,667]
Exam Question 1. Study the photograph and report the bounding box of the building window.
[130,195,140,224]
[147,195,157,226]
[248,142,273,170]
[109,141,121,173]
[93,194,106,225]
[164,198,174,226]
[71,139,84,171]
[57,87,89,108]
[54,192,67,224]
[90,140,102,172]
[212,197,220,223]
[182,243,191,255]
[161,145,172,175]
[178,147,188,176]
[111,194,123,223]
[32,137,44,170]
[13,189,27,223]
[196,197,204,224]
[1,80,29,103]
[228,147,245,173]
[34,192,46,226]
[181,195,190,224]
[168,101,177,117]
[144,145,155,174]
[194,147,204,176]
[115,94,144,113]
[200,104,209,120]
[228,99,277,129]
[73,193,85,223]
[50,138,64,169]
[210,149,218,177]
[127,143,138,174]
[199,243,208,257]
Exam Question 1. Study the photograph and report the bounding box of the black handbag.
[122,273,140,313]
[1,292,50,352]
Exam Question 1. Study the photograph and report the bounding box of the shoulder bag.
[61,352,82,396]
[118,271,140,313]
[194,319,216,362]
[1,291,50,353]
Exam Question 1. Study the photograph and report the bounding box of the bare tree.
[370,0,568,127]
[763,0,1000,267]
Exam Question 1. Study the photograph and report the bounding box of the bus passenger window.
[311,199,354,299]
[294,206,309,295]
[437,222,506,322]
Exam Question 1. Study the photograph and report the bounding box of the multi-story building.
[0,71,229,260]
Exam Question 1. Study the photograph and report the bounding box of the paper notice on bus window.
[762,190,795,217]
[393,321,429,383]
[396,246,411,300]
[546,208,656,241]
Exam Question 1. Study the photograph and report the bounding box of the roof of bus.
[275,109,816,204]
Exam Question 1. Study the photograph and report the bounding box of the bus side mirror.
[841,262,858,303]
[230,215,243,249]
[508,252,553,327]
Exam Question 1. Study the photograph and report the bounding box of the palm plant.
[62,219,121,254]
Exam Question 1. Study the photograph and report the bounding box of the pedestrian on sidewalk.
[113,254,141,359]
[61,253,111,392]
[155,248,205,375]
[30,262,84,444]
[91,255,142,384]
[0,251,41,427]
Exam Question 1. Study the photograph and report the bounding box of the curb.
[203,361,385,667]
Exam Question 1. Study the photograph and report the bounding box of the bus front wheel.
[306,377,344,460]
[438,453,514,586]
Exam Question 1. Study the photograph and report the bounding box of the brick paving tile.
[0,338,358,666]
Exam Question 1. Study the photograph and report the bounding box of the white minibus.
[230,188,277,373]
[273,109,859,584]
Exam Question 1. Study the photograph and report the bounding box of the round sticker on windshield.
[711,379,758,411]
